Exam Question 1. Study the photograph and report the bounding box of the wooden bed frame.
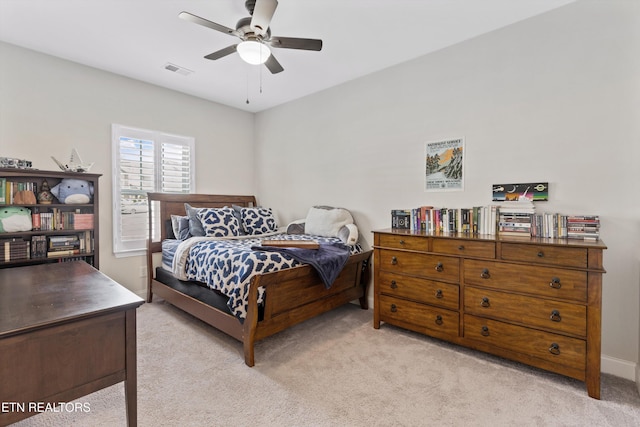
[146,193,372,366]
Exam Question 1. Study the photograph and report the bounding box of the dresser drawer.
[464,315,586,370]
[380,294,459,338]
[378,249,460,283]
[463,259,587,302]
[377,234,427,251]
[501,243,587,269]
[464,287,586,336]
[378,271,459,310]
[432,238,496,259]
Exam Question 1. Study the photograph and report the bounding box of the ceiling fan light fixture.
[237,40,271,64]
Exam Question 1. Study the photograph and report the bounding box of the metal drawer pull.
[435,262,444,272]
[549,343,561,355]
[480,268,490,279]
[399,239,405,245]
[480,297,490,308]
[481,326,490,336]
[391,256,398,265]
[390,304,397,313]
[550,310,562,322]
[549,277,561,289]
[435,315,443,325]
[435,289,443,299]
[390,280,398,289]
[537,251,545,258]
[458,245,465,250]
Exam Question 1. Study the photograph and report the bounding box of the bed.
[146,193,372,366]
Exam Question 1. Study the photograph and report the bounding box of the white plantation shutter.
[112,125,195,256]
[161,141,192,193]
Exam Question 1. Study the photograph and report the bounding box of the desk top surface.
[0,261,144,337]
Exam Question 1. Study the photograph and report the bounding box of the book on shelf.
[0,178,6,204]
[47,249,81,258]
[0,238,30,261]
[29,211,93,231]
[31,235,48,258]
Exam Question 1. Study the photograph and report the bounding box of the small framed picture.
[425,137,464,192]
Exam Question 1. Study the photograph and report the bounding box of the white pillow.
[305,206,354,238]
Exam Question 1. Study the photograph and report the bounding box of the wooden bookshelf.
[0,168,101,269]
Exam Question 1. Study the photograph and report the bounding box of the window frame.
[111,124,195,257]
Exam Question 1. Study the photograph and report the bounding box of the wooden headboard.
[146,193,257,254]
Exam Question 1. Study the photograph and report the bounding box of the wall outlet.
[139,266,147,277]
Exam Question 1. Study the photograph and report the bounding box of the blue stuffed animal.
[51,178,94,204]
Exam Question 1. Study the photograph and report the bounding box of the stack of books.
[497,201,535,237]
[567,215,600,240]
[47,235,81,257]
[0,238,30,262]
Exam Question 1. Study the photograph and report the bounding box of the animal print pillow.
[197,207,241,237]
[241,207,277,235]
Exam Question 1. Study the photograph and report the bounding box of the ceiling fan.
[179,0,323,74]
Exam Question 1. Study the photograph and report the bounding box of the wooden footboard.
[243,250,372,366]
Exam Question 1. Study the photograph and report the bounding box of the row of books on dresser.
[0,232,94,262]
[391,201,600,240]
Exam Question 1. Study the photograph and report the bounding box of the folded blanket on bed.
[252,242,351,289]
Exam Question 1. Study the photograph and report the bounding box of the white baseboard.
[601,354,637,381]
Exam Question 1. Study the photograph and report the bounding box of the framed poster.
[425,137,464,192]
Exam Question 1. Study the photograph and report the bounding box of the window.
[112,124,195,256]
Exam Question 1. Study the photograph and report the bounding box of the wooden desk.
[0,262,144,426]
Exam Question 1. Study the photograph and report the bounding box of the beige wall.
[0,41,256,297]
[254,0,640,379]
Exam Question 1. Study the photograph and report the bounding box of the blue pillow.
[171,215,191,240]
[197,207,241,237]
[184,203,205,237]
[232,205,247,235]
[241,207,277,235]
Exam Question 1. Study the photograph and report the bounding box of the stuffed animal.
[0,206,32,233]
[50,178,93,204]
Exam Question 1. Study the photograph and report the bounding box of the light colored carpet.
[12,301,640,427]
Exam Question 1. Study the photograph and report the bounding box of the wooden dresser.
[373,229,607,399]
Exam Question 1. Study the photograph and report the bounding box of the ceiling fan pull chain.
[246,69,250,104]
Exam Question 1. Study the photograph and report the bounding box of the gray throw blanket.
[252,242,351,289]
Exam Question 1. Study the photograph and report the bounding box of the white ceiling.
[0,0,574,113]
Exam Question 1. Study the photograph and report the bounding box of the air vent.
[164,62,193,76]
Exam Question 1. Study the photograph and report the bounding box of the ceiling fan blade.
[268,36,322,51]
[179,11,235,36]
[251,0,278,37]
[204,45,238,60]
[264,54,284,74]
